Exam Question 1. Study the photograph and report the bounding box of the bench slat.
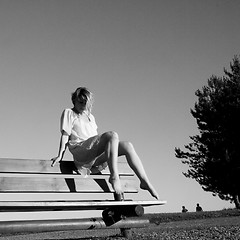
[0,176,138,193]
[0,158,132,174]
[0,173,131,178]
[0,200,167,212]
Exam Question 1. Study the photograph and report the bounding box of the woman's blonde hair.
[71,87,94,114]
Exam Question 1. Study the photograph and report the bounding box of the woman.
[51,87,159,199]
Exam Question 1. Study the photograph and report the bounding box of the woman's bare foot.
[109,177,122,195]
[140,182,159,200]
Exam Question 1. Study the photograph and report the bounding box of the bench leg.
[115,193,132,238]
[121,228,132,239]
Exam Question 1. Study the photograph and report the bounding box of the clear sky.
[0,0,239,219]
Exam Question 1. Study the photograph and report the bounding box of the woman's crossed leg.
[94,131,159,199]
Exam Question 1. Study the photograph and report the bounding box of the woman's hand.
[51,133,69,167]
[51,156,62,167]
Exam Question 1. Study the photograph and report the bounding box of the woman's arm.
[51,133,69,167]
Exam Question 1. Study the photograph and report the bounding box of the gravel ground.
[2,226,240,240]
[1,211,240,240]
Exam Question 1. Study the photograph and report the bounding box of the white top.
[60,108,98,147]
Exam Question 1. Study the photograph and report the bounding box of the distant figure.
[196,203,203,212]
[182,206,188,213]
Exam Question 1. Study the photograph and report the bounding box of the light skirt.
[69,135,107,177]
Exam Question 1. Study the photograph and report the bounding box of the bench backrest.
[0,158,138,194]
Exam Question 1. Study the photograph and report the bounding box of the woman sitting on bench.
[51,87,159,200]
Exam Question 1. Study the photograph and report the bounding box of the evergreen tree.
[175,56,240,208]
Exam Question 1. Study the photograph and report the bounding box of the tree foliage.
[175,56,240,207]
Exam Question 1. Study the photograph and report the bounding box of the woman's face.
[74,96,87,112]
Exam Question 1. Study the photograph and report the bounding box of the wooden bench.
[0,158,166,238]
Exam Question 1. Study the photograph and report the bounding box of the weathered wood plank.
[0,173,127,178]
[0,158,133,174]
[0,200,167,211]
[0,176,138,193]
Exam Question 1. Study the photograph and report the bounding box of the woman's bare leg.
[96,132,122,194]
[94,133,159,198]
[118,141,159,199]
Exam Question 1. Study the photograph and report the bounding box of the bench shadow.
[91,172,111,192]
[59,161,77,192]
[60,161,111,193]
[42,235,122,240]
